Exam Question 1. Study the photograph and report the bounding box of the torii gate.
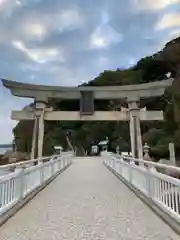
[2,78,173,160]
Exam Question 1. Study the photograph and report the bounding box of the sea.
[0,144,13,176]
[0,145,12,155]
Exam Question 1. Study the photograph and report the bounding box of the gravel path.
[0,157,179,240]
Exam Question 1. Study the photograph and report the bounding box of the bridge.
[0,153,180,239]
[0,78,180,239]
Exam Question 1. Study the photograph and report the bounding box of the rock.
[2,151,29,164]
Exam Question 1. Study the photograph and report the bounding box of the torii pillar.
[128,98,143,159]
[31,102,46,160]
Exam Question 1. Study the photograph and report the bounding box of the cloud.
[156,27,180,51]
[55,8,84,32]
[90,23,123,49]
[0,0,21,17]
[22,22,47,39]
[169,28,180,38]
[0,0,180,144]
[0,0,6,7]
[132,0,180,11]
[156,13,180,31]
[12,40,63,63]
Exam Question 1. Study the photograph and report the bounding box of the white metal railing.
[0,151,74,216]
[102,151,180,223]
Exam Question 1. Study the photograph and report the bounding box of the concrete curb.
[0,163,72,227]
[104,162,180,236]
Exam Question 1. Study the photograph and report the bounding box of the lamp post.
[105,136,109,151]
[116,146,120,154]
[143,142,151,161]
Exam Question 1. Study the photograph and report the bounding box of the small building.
[91,145,99,155]
[54,146,63,154]
[98,140,109,151]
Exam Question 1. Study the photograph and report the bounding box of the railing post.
[58,156,61,171]
[116,161,119,174]
[39,162,44,184]
[60,157,63,170]
[61,158,63,169]
[67,157,69,166]
[146,166,153,198]
[113,158,116,171]
[105,157,107,165]
[128,162,133,184]
[68,157,70,166]
[15,166,24,200]
[63,158,65,169]
[50,157,55,176]
[66,158,68,167]
[119,161,122,176]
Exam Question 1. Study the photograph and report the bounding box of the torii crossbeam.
[11,110,163,121]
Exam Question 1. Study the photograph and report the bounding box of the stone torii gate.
[2,78,173,160]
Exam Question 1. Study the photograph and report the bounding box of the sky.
[0,0,180,144]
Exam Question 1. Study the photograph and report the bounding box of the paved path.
[0,157,179,240]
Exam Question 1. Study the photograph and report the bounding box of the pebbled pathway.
[0,157,179,240]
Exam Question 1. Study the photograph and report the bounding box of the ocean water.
[0,147,12,155]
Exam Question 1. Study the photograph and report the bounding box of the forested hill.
[13,36,180,159]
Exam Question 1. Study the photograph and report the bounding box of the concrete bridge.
[0,152,180,239]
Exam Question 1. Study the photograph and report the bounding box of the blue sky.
[0,0,180,144]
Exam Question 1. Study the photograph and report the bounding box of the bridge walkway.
[0,157,179,240]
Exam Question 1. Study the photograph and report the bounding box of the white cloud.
[57,9,83,31]
[169,28,180,38]
[12,40,63,63]
[44,8,84,33]
[90,24,123,49]
[156,13,180,30]
[23,22,47,39]
[15,0,21,6]
[156,28,180,50]
[132,0,180,11]
[0,0,22,14]
[91,34,106,48]
[0,7,83,45]
[0,0,7,6]
[90,9,122,49]
[0,0,11,10]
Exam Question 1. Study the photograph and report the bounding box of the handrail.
[114,153,180,173]
[0,152,73,216]
[0,157,49,170]
[102,151,180,223]
[0,151,73,170]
